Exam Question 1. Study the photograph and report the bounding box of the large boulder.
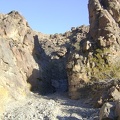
[99,101,120,120]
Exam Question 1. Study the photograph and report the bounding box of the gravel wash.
[0,92,99,120]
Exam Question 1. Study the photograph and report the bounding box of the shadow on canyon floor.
[45,92,98,119]
[27,35,68,95]
[26,35,99,120]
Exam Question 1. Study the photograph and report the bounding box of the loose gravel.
[0,92,99,120]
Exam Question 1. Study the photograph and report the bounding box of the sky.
[0,0,89,34]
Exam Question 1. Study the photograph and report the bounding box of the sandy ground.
[0,92,99,120]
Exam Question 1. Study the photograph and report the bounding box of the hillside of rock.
[0,10,90,113]
[1,0,120,119]
[67,0,120,101]
[0,11,40,112]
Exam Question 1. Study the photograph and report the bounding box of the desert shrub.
[72,42,81,51]
[88,48,120,81]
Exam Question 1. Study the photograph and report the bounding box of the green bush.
[88,48,120,81]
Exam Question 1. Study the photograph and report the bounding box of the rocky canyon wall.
[1,0,120,113]
[0,10,89,112]
[67,0,120,100]
[0,11,40,112]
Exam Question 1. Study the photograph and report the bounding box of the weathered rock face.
[99,101,120,120]
[33,25,89,94]
[89,0,120,43]
[1,0,120,113]
[67,0,120,100]
[0,11,40,112]
[0,11,90,112]
[89,0,120,71]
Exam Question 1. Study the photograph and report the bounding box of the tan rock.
[0,86,9,113]
[0,11,39,112]
[99,102,116,120]
[67,0,120,100]
[109,86,120,101]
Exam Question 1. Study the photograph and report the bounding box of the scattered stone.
[99,100,120,120]
[115,100,120,119]
[99,102,116,120]
[0,92,99,120]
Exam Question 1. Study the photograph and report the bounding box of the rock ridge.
[67,0,120,100]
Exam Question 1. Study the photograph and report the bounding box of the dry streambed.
[1,92,99,120]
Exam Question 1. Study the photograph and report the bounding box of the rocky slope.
[67,0,120,100]
[1,0,120,119]
[0,10,89,113]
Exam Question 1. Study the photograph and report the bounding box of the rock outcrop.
[88,0,120,79]
[0,11,40,112]
[0,11,89,112]
[67,0,120,100]
[99,101,120,120]
[1,0,120,115]
[83,79,120,108]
